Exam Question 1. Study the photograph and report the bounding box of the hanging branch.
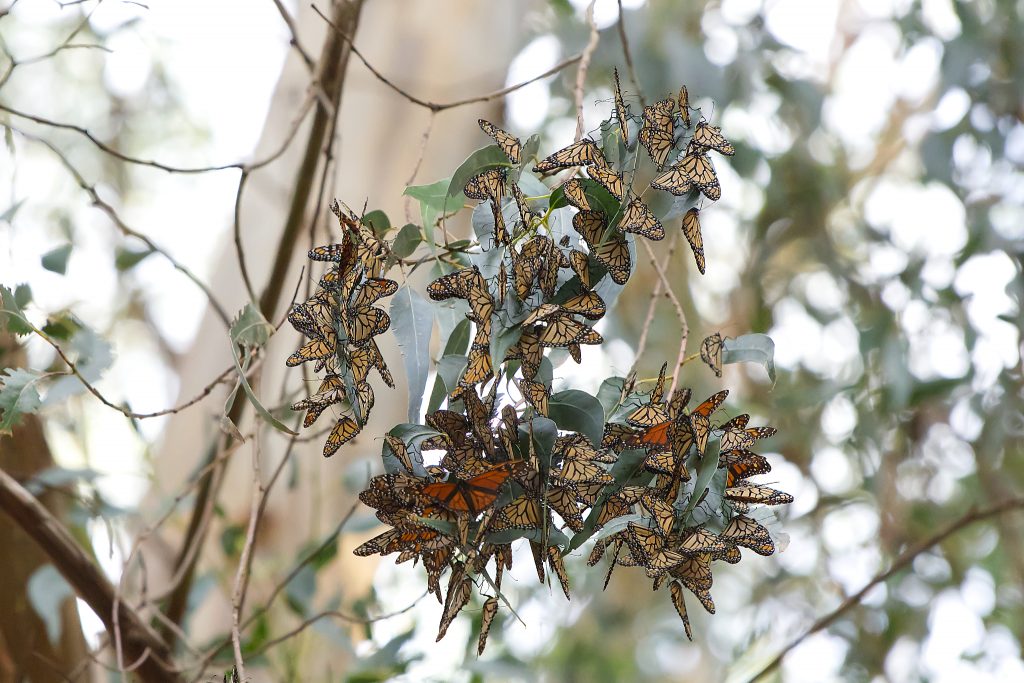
[0,468,181,683]
[574,1,600,142]
[749,498,1024,682]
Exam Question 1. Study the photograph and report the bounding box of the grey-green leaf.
[446,144,511,198]
[44,325,114,405]
[230,304,274,349]
[27,565,74,646]
[229,345,297,435]
[0,368,43,435]
[41,244,73,275]
[391,223,422,258]
[722,333,777,383]
[390,286,434,423]
[548,389,604,444]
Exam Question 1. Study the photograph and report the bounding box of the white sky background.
[1,0,1022,680]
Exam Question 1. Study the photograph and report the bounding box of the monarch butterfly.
[679,152,721,200]
[420,462,519,516]
[478,118,522,164]
[522,303,563,328]
[641,493,677,537]
[489,196,507,245]
[348,339,392,387]
[628,402,670,429]
[538,316,588,347]
[461,343,493,388]
[427,266,479,300]
[667,386,692,420]
[561,178,592,211]
[618,198,665,241]
[675,526,726,556]
[350,277,398,309]
[286,336,336,367]
[465,284,495,324]
[613,67,630,142]
[538,248,561,299]
[569,249,591,288]
[588,165,624,200]
[561,290,606,320]
[595,494,633,528]
[463,167,507,202]
[555,458,614,486]
[477,596,499,656]
[719,415,777,452]
[700,331,723,377]
[669,581,694,641]
[518,378,550,416]
[559,433,615,463]
[567,341,581,363]
[644,97,676,131]
[718,544,742,564]
[639,125,675,169]
[547,485,584,532]
[719,449,771,486]
[721,515,775,556]
[681,208,706,274]
[383,434,414,473]
[594,236,632,284]
[651,362,669,403]
[324,415,361,457]
[627,523,686,577]
[574,325,603,346]
[491,495,542,530]
[345,306,391,345]
[506,327,542,380]
[723,484,794,506]
[438,575,473,641]
[547,546,571,599]
[669,552,713,594]
[650,163,695,196]
[643,449,679,474]
[354,380,375,421]
[509,182,538,229]
[677,85,691,129]
[533,138,606,173]
[572,208,606,245]
[425,409,469,444]
[308,242,349,262]
[602,422,642,452]
[693,390,729,418]
[496,259,508,305]
[690,122,735,156]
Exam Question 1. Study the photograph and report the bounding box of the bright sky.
[1,0,1021,680]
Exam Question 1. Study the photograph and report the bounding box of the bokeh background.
[1,0,1022,681]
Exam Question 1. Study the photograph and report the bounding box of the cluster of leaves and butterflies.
[285,70,789,651]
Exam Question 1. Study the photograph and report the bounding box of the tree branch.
[0,468,181,683]
[749,498,1024,682]
[574,1,599,142]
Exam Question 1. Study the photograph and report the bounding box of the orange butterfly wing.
[640,421,672,447]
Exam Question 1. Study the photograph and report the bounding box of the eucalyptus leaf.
[114,246,155,271]
[427,355,468,413]
[27,565,74,646]
[548,389,604,444]
[722,333,777,383]
[596,377,626,420]
[447,144,511,198]
[41,243,72,274]
[404,178,464,233]
[229,345,297,435]
[391,223,422,258]
[390,287,434,423]
[361,209,390,237]
[0,198,25,224]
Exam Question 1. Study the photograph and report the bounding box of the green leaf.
[446,144,511,198]
[114,246,154,271]
[428,355,468,414]
[229,345,297,435]
[0,368,44,435]
[682,439,721,524]
[596,377,626,420]
[0,198,25,224]
[404,178,465,233]
[24,466,101,495]
[548,389,604,444]
[520,134,541,170]
[0,284,33,336]
[14,284,32,309]
[44,325,114,405]
[391,223,422,258]
[489,323,522,375]
[427,319,471,413]
[390,287,434,423]
[361,210,391,238]
[548,178,620,218]
[528,416,558,472]
[27,565,74,646]
[285,565,317,617]
[41,244,73,275]
[230,304,274,349]
[722,333,776,383]
[220,524,245,557]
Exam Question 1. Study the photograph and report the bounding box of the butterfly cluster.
[292,70,792,651]
[286,201,396,456]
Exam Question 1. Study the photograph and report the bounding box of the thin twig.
[574,1,600,142]
[312,4,583,113]
[403,110,436,223]
[13,130,233,326]
[637,238,688,391]
[749,498,1024,682]
[232,171,258,304]
[229,429,264,682]
[270,0,315,69]
[633,232,679,366]
[616,0,646,107]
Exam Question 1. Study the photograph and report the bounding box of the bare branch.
[750,498,1024,682]
[574,1,600,142]
[616,0,646,107]
[637,238,689,391]
[312,4,583,113]
[634,232,679,365]
[270,0,315,69]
